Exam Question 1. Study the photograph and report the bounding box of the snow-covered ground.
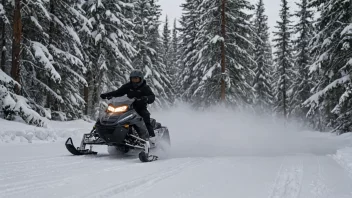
[1,106,352,198]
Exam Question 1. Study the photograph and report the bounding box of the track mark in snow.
[309,156,332,198]
[268,157,303,198]
[0,157,135,197]
[85,158,206,198]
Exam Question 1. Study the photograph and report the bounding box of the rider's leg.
[133,120,149,140]
[137,109,155,137]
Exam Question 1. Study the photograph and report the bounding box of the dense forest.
[0,0,351,133]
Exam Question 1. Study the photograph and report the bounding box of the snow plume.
[153,104,350,158]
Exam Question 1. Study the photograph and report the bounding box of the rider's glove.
[100,93,109,99]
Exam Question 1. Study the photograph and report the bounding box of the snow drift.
[0,118,94,143]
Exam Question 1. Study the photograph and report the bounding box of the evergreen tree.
[304,0,352,133]
[184,0,255,107]
[252,0,274,113]
[19,0,90,120]
[289,0,314,120]
[133,0,173,108]
[272,0,294,118]
[46,0,89,119]
[169,19,180,99]
[83,0,136,117]
[161,15,171,71]
[177,0,202,102]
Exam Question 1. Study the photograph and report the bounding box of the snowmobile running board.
[65,138,98,155]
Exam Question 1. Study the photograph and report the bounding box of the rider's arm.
[106,84,129,97]
[144,86,155,104]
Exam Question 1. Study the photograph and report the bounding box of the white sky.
[158,0,299,39]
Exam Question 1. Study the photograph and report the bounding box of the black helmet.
[130,70,144,88]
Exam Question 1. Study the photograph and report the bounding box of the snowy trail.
[1,143,352,198]
[1,108,352,197]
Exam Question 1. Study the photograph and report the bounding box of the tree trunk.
[220,0,226,101]
[0,20,6,72]
[84,71,90,115]
[11,0,22,94]
[0,0,6,72]
[46,0,55,108]
[84,85,89,115]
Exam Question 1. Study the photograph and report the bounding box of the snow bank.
[0,118,94,143]
[332,143,352,178]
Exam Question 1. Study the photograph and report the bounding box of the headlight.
[107,105,128,113]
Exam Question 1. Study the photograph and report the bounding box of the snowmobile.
[65,96,171,162]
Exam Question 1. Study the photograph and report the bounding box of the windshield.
[108,95,135,106]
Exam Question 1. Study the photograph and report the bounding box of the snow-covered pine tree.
[72,0,94,116]
[45,0,89,120]
[272,0,294,118]
[177,0,202,102]
[133,0,173,108]
[161,15,171,71]
[186,0,255,107]
[3,0,54,122]
[304,0,352,133]
[169,19,180,99]
[18,0,89,120]
[252,0,274,113]
[82,0,136,118]
[289,0,314,121]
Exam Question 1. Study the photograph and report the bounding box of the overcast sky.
[158,0,299,39]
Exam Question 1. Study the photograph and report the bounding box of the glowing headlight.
[107,105,128,113]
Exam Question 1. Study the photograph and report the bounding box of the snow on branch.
[0,4,9,24]
[0,69,20,88]
[211,35,224,44]
[37,2,51,20]
[66,27,82,46]
[332,88,352,114]
[0,86,48,127]
[105,10,121,25]
[117,1,134,9]
[341,23,352,37]
[61,64,88,86]
[13,95,49,127]
[33,78,64,103]
[0,4,4,15]
[31,41,61,82]
[30,16,43,31]
[105,39,130,65]
[304,74,351,105]
[49,44,84,68]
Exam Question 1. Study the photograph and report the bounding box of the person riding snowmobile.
[100,70,156,143]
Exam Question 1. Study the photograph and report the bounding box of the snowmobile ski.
[139,151,158,162]
[65,138,97,155]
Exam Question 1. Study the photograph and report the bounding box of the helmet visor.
[131,77,141,83]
